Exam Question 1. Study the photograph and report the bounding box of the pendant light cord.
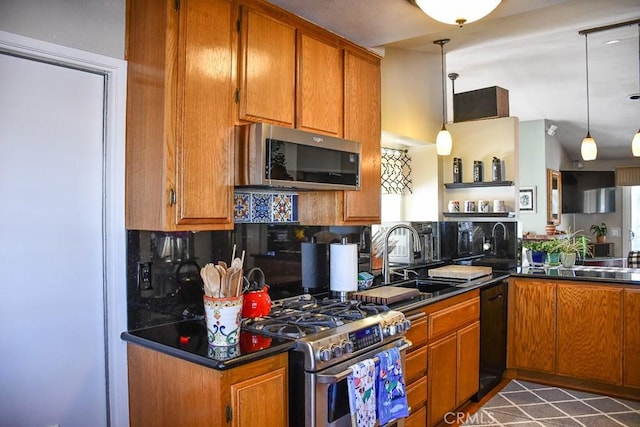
[584,33,591,135]
[440,42,446,127]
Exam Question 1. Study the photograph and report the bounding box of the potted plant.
[542,239,563,266]
[556,230,592,268]
[590,222,608,243]
[524,240,547,266]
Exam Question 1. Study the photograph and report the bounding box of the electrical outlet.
[138,262,152,291]
[611,227,621,237]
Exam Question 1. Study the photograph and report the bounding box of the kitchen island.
[507,265,640,401]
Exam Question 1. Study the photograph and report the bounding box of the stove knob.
[330,344,343,358]
[384,324,397,337]
[317,347,332,362]
[403,319,412,331]
[395,321,405,334]
[341,340,354,354]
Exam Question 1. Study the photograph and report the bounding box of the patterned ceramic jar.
[203,294,243,346]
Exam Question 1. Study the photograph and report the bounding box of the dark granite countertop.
[384,272,511,313]
[121,320,294,370]
[120,268,510,370]
[512,265,640,285]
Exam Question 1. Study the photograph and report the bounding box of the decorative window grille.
[381,147,412,195]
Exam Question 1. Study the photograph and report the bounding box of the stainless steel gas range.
[244,295,412,427]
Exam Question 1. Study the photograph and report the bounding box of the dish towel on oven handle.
[347,358,377,427]
[376,347,409,425]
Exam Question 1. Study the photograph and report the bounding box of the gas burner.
[244,313,343,339]
[317,298,390,320]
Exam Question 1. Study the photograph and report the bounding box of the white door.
[0,53,108,426]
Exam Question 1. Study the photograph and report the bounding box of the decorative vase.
[596,235,606,243]
[560,252,576,268]
[545,224,556,235]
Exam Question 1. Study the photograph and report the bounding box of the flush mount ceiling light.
[412,0,501,26]
[434,39,452,156]
[579,33,597,161]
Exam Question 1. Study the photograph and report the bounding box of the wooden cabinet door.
[239,6,295,126]
[428,334,457,427]
[557,284,623,384]
[457,321,480,406]
[509,279,556,373]
[624,289,640,388]
[175,0,234,227]
[230,366,288,427]
[343,49,381,223]
[297,32,343,136]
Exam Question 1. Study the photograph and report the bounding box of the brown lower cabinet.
[403,291,480,427]
[127,345,288,427]
[507,277,640,400]
[625,289,640,388]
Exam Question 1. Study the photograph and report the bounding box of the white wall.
[442,117,520,216]
[381,47,441,144]
[0,0,125,59]
[380,47,442,223]
[519,120,552,234]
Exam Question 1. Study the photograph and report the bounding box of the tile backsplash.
[127,224,369,329]
[233,190,298,223]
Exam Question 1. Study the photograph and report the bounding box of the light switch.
[611,227,620,237]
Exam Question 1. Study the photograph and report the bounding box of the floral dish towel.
[376,347,409,425]
[347,358,377,427]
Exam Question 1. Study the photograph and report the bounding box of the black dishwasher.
[474,280,507,401]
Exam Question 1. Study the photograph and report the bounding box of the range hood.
[561,170,616,214]
[582,187,616,213]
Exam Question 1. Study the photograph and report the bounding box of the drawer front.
[406,311,428,350]
[405,345,427,384]
[406,375,427,411]
[404,405,427,427]
[429,296,479,339]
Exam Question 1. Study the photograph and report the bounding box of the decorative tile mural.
[234,191,298,223]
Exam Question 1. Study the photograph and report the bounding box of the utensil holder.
[203,294,243,346]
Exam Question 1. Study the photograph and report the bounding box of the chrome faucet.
[492,222,508,241]
[382,224,422,283]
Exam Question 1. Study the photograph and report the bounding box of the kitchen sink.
[392,278,460,297]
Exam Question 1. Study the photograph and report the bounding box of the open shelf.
[444,181,514,189]
[442,212,515,218]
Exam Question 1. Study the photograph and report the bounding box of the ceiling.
[268,0,640,161]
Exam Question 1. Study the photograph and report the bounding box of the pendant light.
[413,0,501,27]
[434,39,452,156]
[580,33,598,161]
[633,24,640,156]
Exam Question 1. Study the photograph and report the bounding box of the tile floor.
[464,380,640,426]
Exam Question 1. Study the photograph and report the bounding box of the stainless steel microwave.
[235,123,361,191]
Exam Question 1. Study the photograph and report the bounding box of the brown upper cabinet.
[237,3,344,137]
[237,5,296,127]
[296,32,343,136]
[126,0,380,230]
[126,0,235,230]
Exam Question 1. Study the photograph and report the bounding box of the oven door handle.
[315,340,412,384]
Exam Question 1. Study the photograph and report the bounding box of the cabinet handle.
[169,189,176,206]
[488,293,503,302]
[406,312,427,322]
[225,404,232,423]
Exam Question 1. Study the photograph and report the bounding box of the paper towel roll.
[330,243,358,292]
[301,241,328,289]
